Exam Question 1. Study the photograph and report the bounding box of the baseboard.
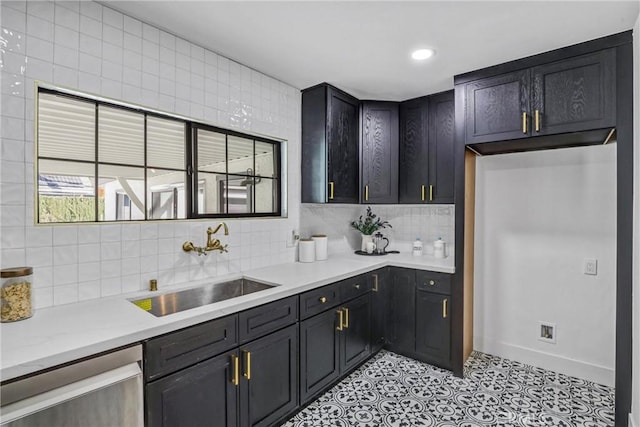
[474,337,614,387]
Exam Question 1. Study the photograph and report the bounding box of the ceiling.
[105,1,638,101]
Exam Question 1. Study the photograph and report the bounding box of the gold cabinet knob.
[429,280,435,286]
[354,284,360,290]
[319,296,327,303]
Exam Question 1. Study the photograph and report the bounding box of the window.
[36,89,282,223]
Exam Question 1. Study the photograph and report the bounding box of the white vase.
[361,233,374,252]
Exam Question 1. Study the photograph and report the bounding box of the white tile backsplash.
[0,1,300,308]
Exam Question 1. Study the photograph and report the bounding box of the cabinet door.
[427,91,455,204]
[327,87,360,203]
[370,268,388,352]
[532,49,616,136]
[415,291,451,364]
[239,324,298,427]
[340,293,372,373]
[146,351,238,427]
[464,70,530,144]
[361,101,399,204]
[299,308,341,404]
[399,97,429,203]
[387,268,416,355]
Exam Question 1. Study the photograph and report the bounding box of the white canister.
[311,234,328,261]
[434,238,446,259]
[299,239,316,263]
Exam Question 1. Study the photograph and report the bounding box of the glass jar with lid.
[1,267,34,322]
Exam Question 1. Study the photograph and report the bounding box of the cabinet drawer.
[239,295,298,344]
[145,315,238,381]
[340,274,370,302]
[300,282,341,319]
[416,271,451,295]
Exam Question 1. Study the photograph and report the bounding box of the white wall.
[631,12,640,427]
[474,145,617,386]
[0,1,301,307]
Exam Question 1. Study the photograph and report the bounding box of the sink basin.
[130,278,276,317]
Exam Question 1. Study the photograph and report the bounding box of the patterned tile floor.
[283,350,615,427]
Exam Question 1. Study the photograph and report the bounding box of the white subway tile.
[101,241,121,260]
[100,277,121,296]
[33,266,53,288]
[0,226,24,249]
[79,14,101,39]
[34,286,53,309]
[2,5,26,33]
[102,7,123,30]
[26,15,54,42]
[54,4,79,31]
[100,77,121,98]
[101,60,121,80]
[100,224,121,242]
[78,280,100,301]
[79,261,100,281]
[79,52,101,75]
[53,263,77,286]
[26,36,54,62]
[79,33,101,56]
[121,274,142,293]
[123,32,142,54]
[53,64,79,87]
[53,226,78,245]
[123,15,141,36]
[53,283,78,305]
[102,24,123,48]
[79,1,102,21]
[140,255,158,274]
[142,23,159,43]
[142,56,159,76]
[122,240,140,259]
[3,1,26,13]
[100,260,120,279]
[53,244,79,266]
[78,243,100,263]
[142,39,159,60]
[121,257,140,276]
[0,205,26,227]
[54,25,78,49]
[0,182,25,205]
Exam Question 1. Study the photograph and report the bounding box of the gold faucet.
[182,222,229,256]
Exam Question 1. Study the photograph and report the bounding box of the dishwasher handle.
[0,362,142,425]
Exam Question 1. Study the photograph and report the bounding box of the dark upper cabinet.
[531,49,616,136]
[302,84,360,203]
[340,293,372,372]
[399,91,455,204]
[239,324,298,427]
[415,291,451,367]
[146,351,238,427]
[463,48,616,150]
[399,97,428,203]
[386,267,416,355]
[464,70,531,145]
[361,101,399,204]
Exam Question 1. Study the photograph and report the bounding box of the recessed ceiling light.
[411,48,435,61]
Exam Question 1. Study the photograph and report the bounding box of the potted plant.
[350,206,392,251]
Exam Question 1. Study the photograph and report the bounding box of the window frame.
[36,87,283,223]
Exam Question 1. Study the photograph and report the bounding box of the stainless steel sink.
[130,278,275,317]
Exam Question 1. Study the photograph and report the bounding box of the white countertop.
[0,252,454,382]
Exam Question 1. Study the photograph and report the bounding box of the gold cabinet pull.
[336,309,344,331]
[242,350,251,380]
[364,185,369,201]
[343,307,349,329]
[319,296,327,304]
[329,181,335,200]
[522,112,527,134]
[429,185,433,201]
[372,274,379,292]
[442,298,448,319]
[354,283,360,290]
[231,354,239,386]
[421,185,426,201]
[535,109,540,132]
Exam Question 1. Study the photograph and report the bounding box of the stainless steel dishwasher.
[0,345,143,427]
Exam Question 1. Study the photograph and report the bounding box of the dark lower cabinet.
[299,309,340,403]
[370,268,388,352]
[299,287,372,406]
[146,351,238,427]
[415,291,451,366]
[240,324,298,427]
[340,294,372,372]
[386,267,416,355]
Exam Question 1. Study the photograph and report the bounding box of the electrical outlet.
[286,229,299,247]
[538,322,556,344]
[584,258,598,275]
